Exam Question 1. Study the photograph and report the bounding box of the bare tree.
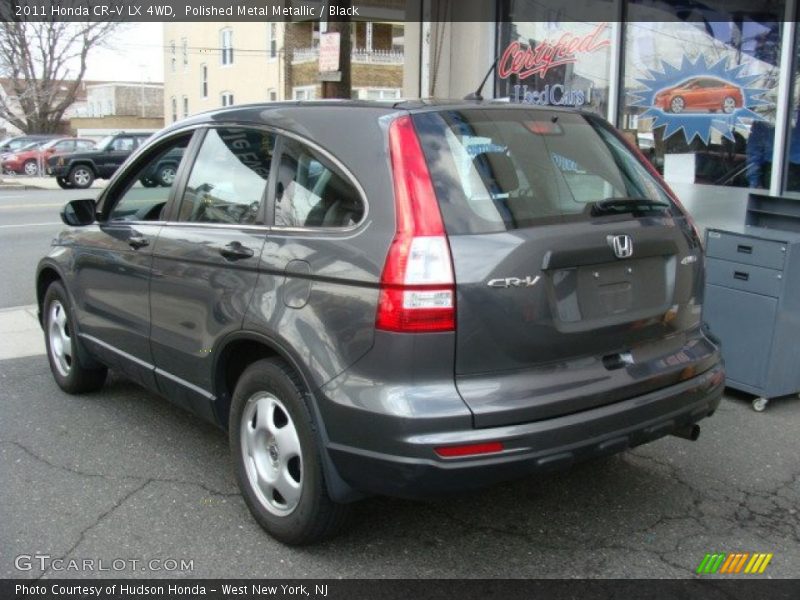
[0,21,120,134]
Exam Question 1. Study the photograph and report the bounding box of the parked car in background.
[0,134,63,154]
[654,77,743,114]
[1,138,96,176]
[1,141,49,175]
[47,131,153,189]
[37,101,723,545]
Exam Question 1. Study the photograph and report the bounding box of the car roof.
[157,99,594,139]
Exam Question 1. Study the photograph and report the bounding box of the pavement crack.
[0,439,240,498]
[35,479,151,580]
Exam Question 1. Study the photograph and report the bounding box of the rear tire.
[43,282,107,394]
[69,165,95,189]
[157,163,177,187]
[229,358,351,545]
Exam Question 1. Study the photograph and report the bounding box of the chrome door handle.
[128,235,149,249]
[219,241,255,260]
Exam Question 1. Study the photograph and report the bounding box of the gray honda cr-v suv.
[37,100,724,544]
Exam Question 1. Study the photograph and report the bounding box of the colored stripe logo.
[696,553,773,574]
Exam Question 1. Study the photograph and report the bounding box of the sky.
[83,23,165,83]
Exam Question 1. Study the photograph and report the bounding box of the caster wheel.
[752,397,769,412]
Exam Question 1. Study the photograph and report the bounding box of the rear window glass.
[412,108,675,234]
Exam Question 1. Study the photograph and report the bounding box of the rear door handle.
[128,235,149,249]
[219,241,255,260]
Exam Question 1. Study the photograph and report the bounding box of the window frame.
[97,122,368,232]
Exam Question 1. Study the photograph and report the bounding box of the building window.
[359,87,402,101]
[182,38,188,70]
[268,23,278,59]
[220,28,234,65]
[182,96,188,119]
[293,86,316,101]
[171,96,177,122]
[269,88,277,101]
[200,64,208,98]
[170,40,176,72]
[221,91,234,107]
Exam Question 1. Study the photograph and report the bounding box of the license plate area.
[551,257,669,323]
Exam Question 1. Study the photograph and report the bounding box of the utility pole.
[320,0,352,99]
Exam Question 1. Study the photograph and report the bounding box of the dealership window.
[201,64,208,98]
[220,28,234,66]
[171,96,177,122]
[495,7,613,118]
[783,24,800,195]
[221,91,234,107]
[268,23,278,59]
[621,1,785,190]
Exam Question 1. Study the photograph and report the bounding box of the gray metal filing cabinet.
[703,194,800,411]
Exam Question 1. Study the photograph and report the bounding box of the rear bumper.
[326,363,724,498]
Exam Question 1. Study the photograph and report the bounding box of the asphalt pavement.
[1,186,798,579]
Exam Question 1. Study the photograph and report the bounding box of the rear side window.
[412,109,673,234]
[178,128,275,225]
[273,137,364,228]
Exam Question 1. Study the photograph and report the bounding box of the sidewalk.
[0,175,106,191]
[0,304,44,360]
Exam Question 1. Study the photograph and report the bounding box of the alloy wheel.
[240,392,303,516]
[48,300,73,377]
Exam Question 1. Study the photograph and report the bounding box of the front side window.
[109,136,135,152]
[107,135,192,222]
[177,128,275,225]
[274,137,364,228]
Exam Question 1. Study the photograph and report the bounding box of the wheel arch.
[212,330,363,503]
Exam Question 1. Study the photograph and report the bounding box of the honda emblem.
[608,234,633,259]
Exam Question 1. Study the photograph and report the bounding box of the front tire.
[56,176,73,189]
[670,96,685,113]
[229,358,351,545]
[43,282,107,394]
[23,159,38,176]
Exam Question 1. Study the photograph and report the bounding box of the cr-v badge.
[487,275,541,288]
[608,234,634,259]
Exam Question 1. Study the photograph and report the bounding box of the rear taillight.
[376,115,455,333]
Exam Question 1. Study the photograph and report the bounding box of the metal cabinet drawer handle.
[737,244,753,254]
[733,271,749,281]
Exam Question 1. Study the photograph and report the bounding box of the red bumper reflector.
[435,442,504,458]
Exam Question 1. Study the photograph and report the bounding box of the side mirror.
[61,198,97,226]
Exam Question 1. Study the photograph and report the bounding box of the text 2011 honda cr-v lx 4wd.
[37,101,724,544]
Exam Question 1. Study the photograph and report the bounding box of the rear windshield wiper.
[590,197,671,216]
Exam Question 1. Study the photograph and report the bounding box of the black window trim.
[94,122,369,234]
